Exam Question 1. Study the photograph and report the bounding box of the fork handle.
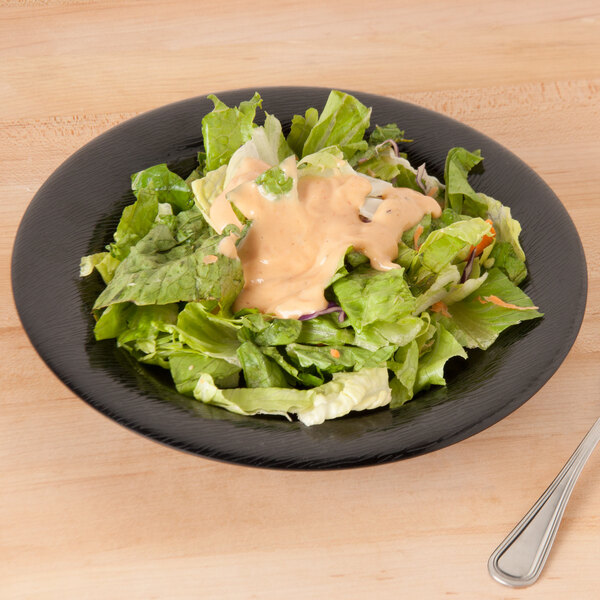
[488,417,600,587]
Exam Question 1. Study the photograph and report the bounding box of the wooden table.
[1,2,599,598]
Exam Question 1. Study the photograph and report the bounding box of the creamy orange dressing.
[209,158,441,319]
[209,157,270,233]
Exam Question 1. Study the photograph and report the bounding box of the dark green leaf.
[489,241,527,285]
[237,341,289,388]
[368,123,410,145]
[285,343,395,373]
[296,314,355,346]
[169,350,240,395]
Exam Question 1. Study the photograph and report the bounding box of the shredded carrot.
[330,348,341,359]
[420,339,435,352]
[479,295,539,310]
[470,219,496,257]
[430,301,452,318]
[413,225,424,250]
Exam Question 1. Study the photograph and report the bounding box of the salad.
[81,90,542,426]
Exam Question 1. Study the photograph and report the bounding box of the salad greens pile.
[81,90,542,426]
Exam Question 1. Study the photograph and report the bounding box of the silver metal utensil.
[488,417,600,587]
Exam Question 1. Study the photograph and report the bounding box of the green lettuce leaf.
[80,251,121,284]
[296,314,355,346]
[169,350,240,394]
[109,190,159,261]
[97,304,180,368]
[93,302,132,340]
[339,140,369,162]
[354,150,443,201]
[402,214,433,249]
[237,341,289,388]
[117,304,178,344]
[255,165,294,196]
[190,164,227,229]
[444,147,488,217]
[353,315,425,351]
[131,164,194,212]
[297,146,353,178]
[413,324,467,393]
[287,107,319,157]
[238,313,302,346]
[191,164,227,210]
[302,91,371,157]
[93,214,244,311]
[411,218,492,278]
[443,149,527,282]
[224,113,294,185]
[260,346,324,387]
[369,123,410,146]
[285,342,395,373]
[202,92,262,172]
[192,367,391,425]
[478,193,525,260]
[193,372,308,419]
[252,112,293,165]
[432,268,543,349]
[175,302,241,364]
[389,340,419,408]
[412,265,461,313]
[354,151,399,182]
[332,266,416,331]
[488,241,527,285]
[118,306,179,367]
[478,191,527,284]
[444,272,489,304]
[294,367,391,426]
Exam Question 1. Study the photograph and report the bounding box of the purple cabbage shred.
[299,302,346,322]
[416,163,427,193]
[460,248,476,283]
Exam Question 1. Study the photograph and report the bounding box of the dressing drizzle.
[208,158,441,319]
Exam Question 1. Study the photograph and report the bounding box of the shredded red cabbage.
[378,138,399,157]
[416,163,427,193]
[358,139,399,165]
[299,302,346,323]
[460,248,476,283]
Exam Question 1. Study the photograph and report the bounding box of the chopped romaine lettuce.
[81,90,542,426]
[202,92,262,172]
[302,91,371,158]
[131,164,194,212]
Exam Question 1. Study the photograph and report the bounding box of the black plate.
[12,87,587,469]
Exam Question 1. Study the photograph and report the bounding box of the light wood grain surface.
[1,1,599,598]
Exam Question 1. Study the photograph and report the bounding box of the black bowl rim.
[11,86,588,470]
